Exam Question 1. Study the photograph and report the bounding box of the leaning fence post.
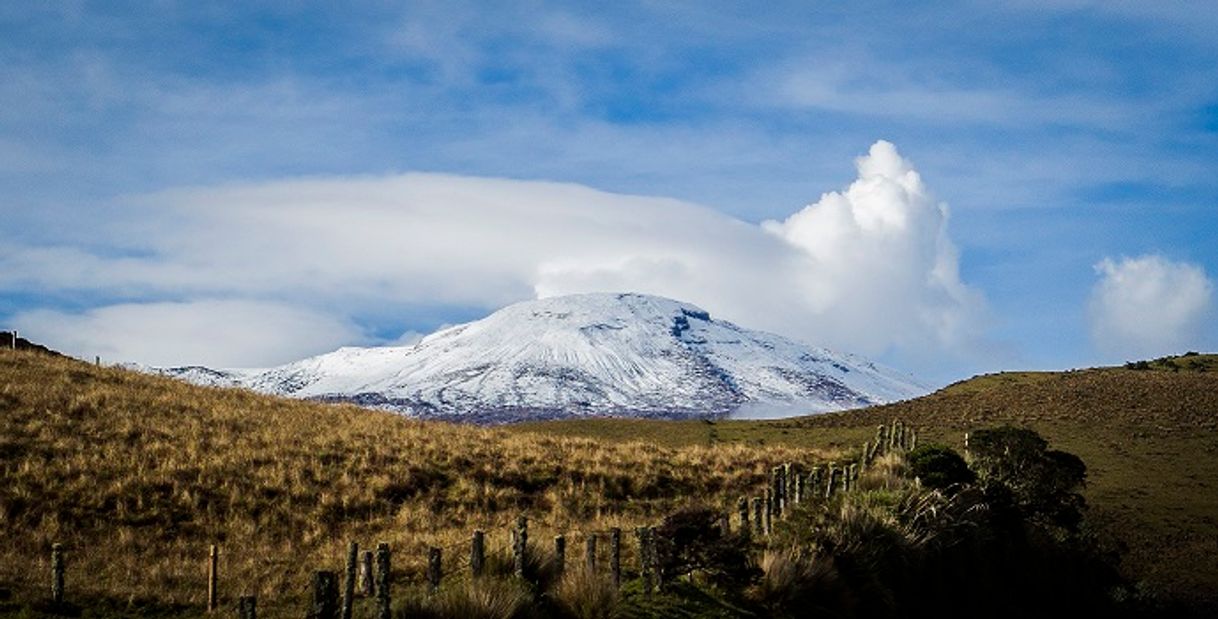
[374,543,391,619]
[585,533,597,571]
[50,543,64,604]
[553,535,566,575]
[207,544,218,612]
[471,530,486,577]
[238,595,257,619]
[512,515,528,578]
[427,548,442,593]
[312,571,338,619]
[609,528,622,588]
[341,542,357,619]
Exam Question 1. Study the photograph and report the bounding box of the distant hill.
[0,331,64,357]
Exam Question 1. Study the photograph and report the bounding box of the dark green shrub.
[907,445,975,491]
[653,506,758,589]
[967,426,1087,531]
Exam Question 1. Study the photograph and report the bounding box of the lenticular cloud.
[6,141,986,368]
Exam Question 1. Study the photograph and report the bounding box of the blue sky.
[2,1,1216,384]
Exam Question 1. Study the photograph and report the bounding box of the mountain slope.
[156,293,927,421]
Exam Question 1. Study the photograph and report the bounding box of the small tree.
[967,426,1087,531]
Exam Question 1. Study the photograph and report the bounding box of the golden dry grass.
[0,349,841,616]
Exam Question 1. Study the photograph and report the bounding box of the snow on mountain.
[151,293,929,422]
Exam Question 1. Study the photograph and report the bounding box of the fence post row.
[426,548,442,593]
[751,497,763,536]
[207,544,218,613]
[341,542,357,619]
[311,571,338,619]
[512,516,528,578]
[375,542,391,619]
[610,527,622,588]
[553,535,566,575]
[585,533,597,570]
[50,543,64,604]
[238,595,257,619]
[359,550,374,597]
[471,530,485,577]
[635,527,654,595]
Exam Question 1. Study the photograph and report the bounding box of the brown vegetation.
[0,349,838,616]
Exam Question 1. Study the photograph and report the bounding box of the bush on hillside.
[968,426,1087,531]
[907,445,975,491]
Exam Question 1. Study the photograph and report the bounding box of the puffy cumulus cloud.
[12,300,366,368]
[1089,255,1214,359]
[762,141,985,354]
[4,141,985,370]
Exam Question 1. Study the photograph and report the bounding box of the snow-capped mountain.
[150,293,929,422]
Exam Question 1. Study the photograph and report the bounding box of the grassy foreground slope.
[513,355,1218,608]
[0,349,836,616]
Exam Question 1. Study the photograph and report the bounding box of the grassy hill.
[511,355,1218,610]
[0,348,833,617]
[2,347,1215,615]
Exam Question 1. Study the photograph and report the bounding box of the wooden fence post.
[553,535,566,575]
[375,543,391,619]
[471,530,486,578]
[10,330,17,350]
[512,515,528,578]
[751,497,763,536]
[770,466,783,519]
[426,548,442,593]
[763,489,773,534]
[358,551,374,597]
[50,543,64,604]
[312,571,338,619]
[609,528,622,588]
[238,595,256,619]
[635,527,653,595]
[737,496,749,533]
[794,471,804,504]
[649,527,662,592]
[825,465,836,498]
[585,533,597,571]
[207,544,218,612]
[341,542,357,619]
[784,463,794,509]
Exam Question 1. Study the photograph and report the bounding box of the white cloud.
[12,300,366,368]
[1089,255,1214,359]
[4,141,986,370]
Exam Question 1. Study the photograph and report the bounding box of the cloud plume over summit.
[8,141,985,372]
